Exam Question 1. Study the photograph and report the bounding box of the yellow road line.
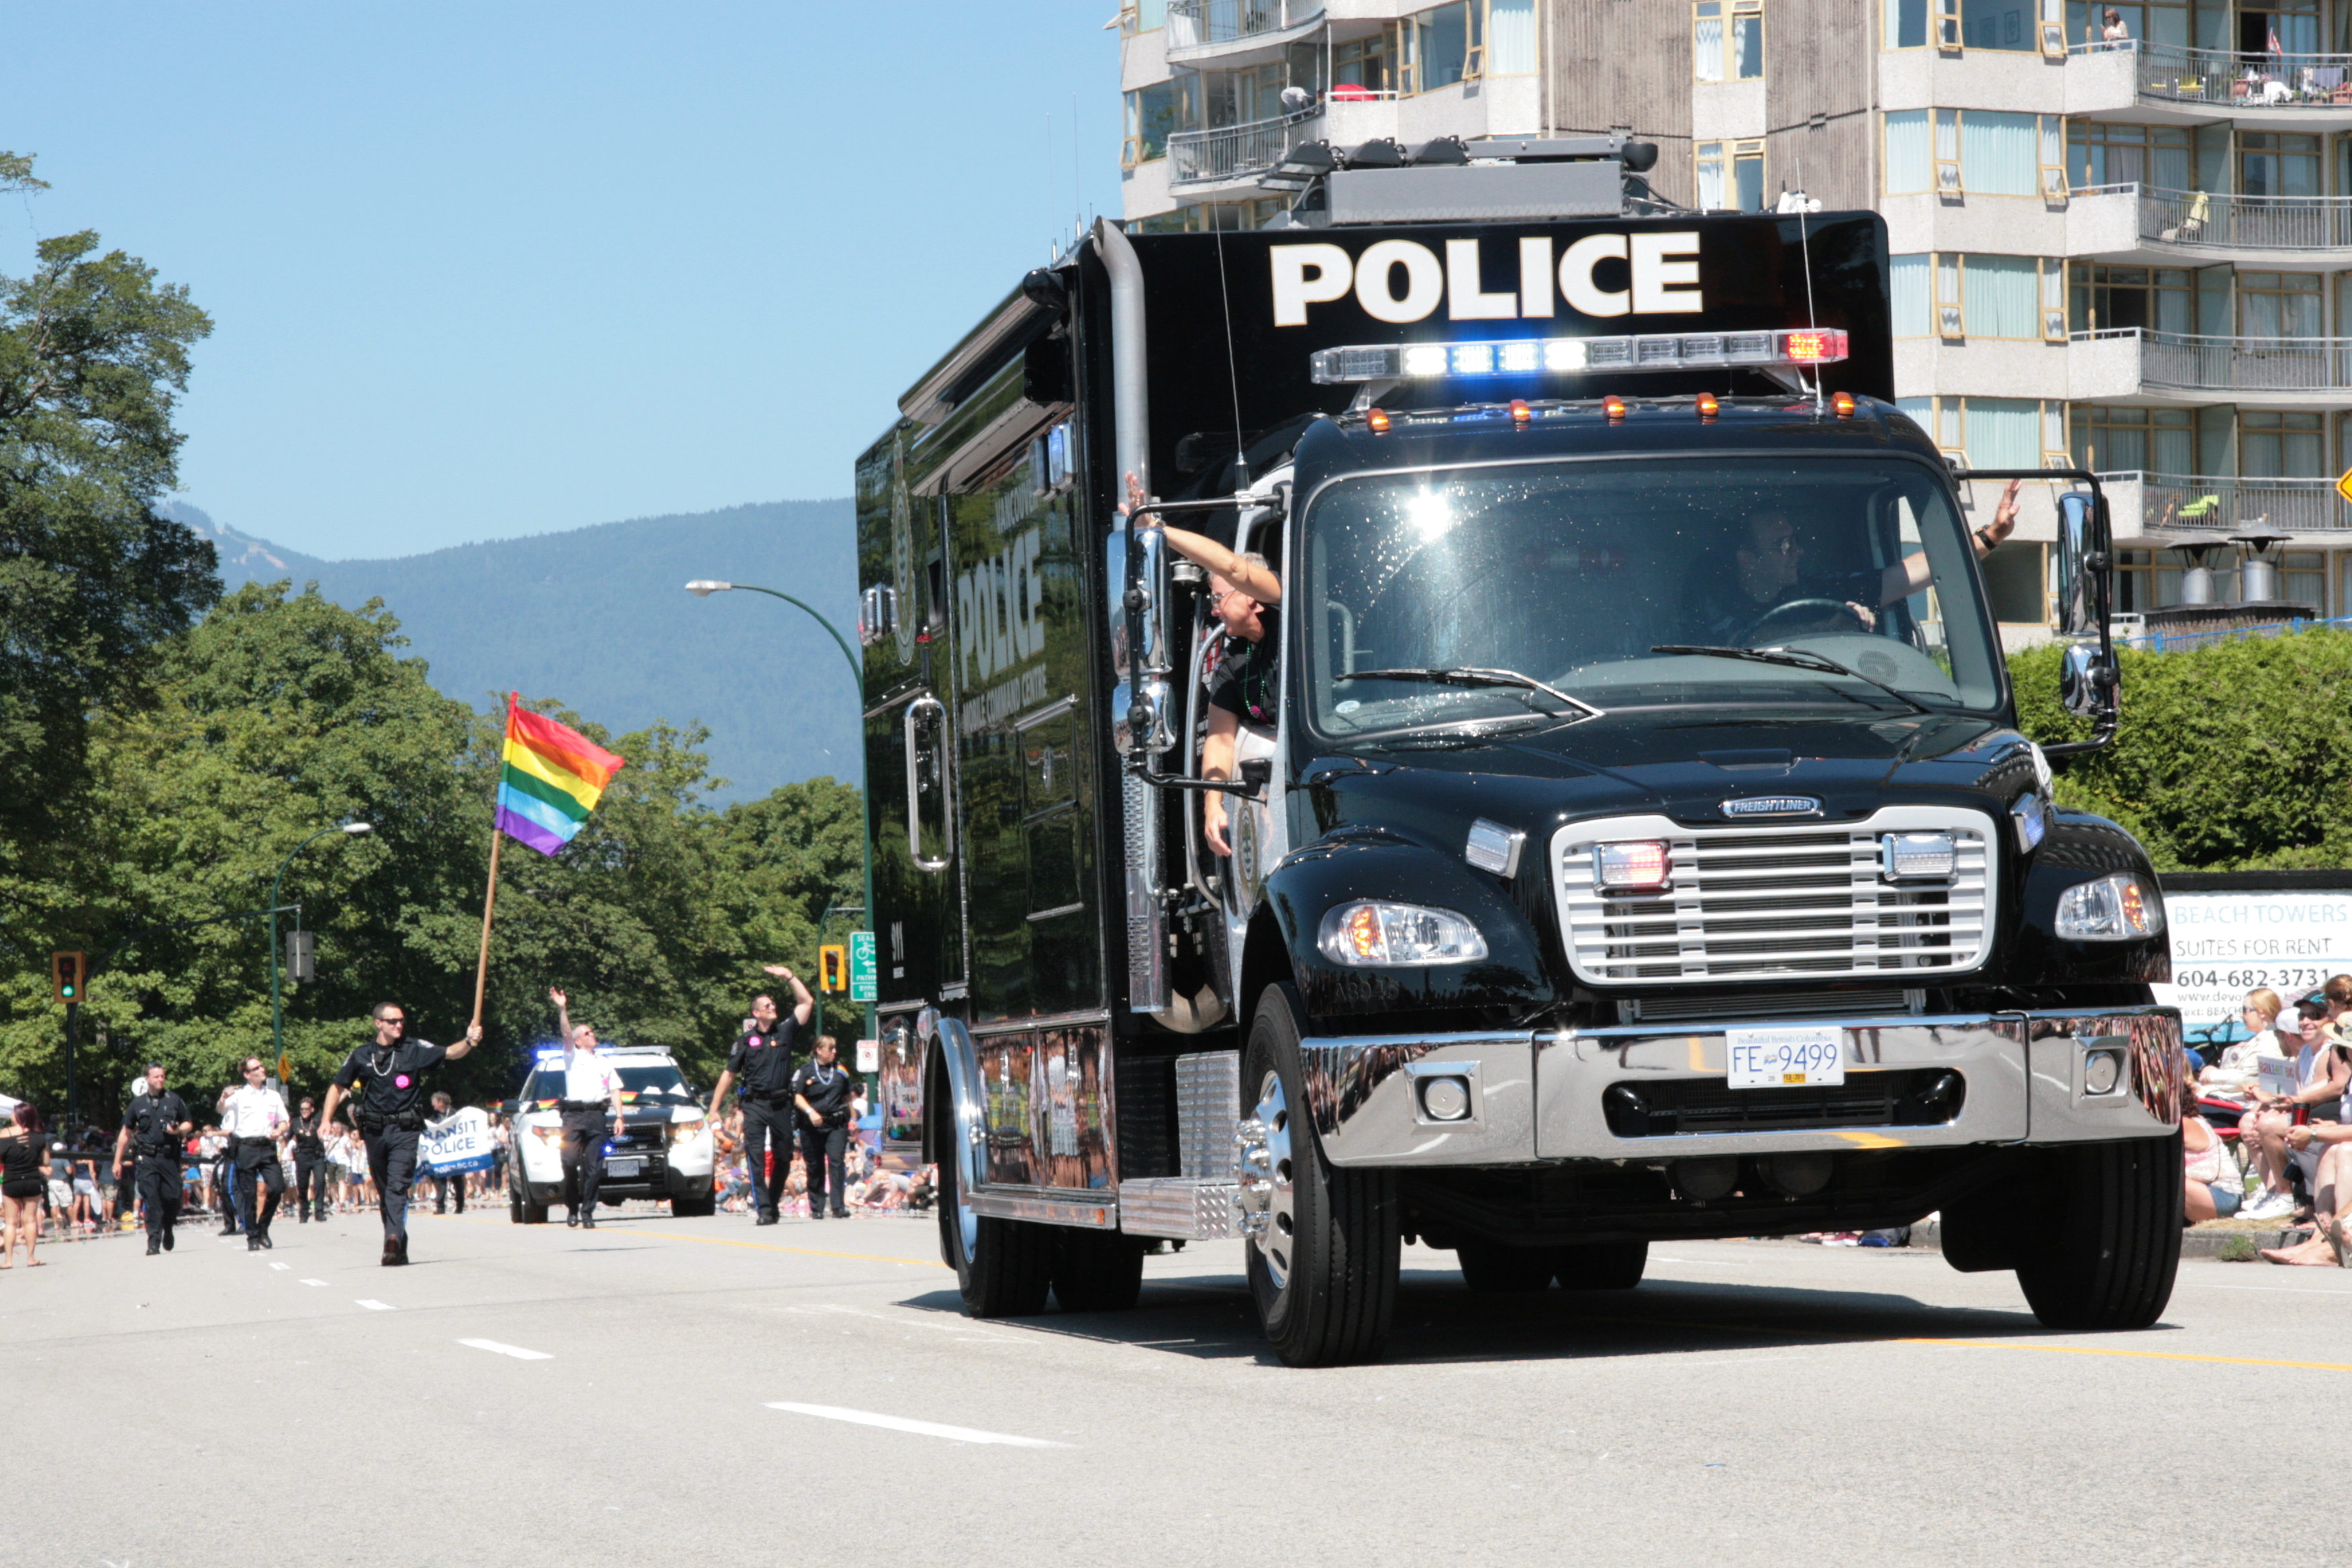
[444,1211,948,1269]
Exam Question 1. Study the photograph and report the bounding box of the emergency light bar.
[1309,328,1848,385]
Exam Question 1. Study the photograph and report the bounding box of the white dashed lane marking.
[355,1300,395,1311]
[299,1279,328,1287]
[268,1262,289,1271]
[765,1402,1070,1448]
[458,1338,552,1361]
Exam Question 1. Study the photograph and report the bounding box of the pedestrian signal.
[818,944,848,993]
[51,950,86,1004]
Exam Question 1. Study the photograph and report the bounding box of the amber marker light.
[1696,392,1719,420]
[1832,390,1857,417]
[1366,407,1391,434]
[1602,394,1627,421]
[1509,398,1531,426]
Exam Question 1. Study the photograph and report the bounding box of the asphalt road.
[11,1204,2344,1567]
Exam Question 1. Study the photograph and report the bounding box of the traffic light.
[818,944,848,993]
[51,950,85,1004]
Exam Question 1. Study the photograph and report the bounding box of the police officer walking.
[548,989,626,1228]
[222,1057,291,1251]
[111,1065,192,1256]
[702,963,813,1226]
[793,1035,856,1220]
[290,1096,329,1223]
[319,1003,482,1266]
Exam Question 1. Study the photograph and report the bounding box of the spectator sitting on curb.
[2240,999,2349,1222]
[2202,988,2285,1093]
[2259,1110,2352,1265]
[2183,1081,2243,1224]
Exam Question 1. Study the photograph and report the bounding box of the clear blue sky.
[2,3,1126,559]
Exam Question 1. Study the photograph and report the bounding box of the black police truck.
[854,136,2182,1367]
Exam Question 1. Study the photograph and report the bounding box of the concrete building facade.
[1115,0,2352,637]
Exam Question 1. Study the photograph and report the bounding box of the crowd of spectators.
[2189,975,2352,1262]
[711,1097,933,1219]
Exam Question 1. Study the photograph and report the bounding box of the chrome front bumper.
[1300,1006,2184,1168]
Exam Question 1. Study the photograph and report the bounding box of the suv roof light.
[1310,328,1848,385]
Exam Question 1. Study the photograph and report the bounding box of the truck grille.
[1554,809,1994,986]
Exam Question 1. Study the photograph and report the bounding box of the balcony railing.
[2081,39,2352,110]
[2101,471,2348,532]
[1168,109,1321,188]
[1166,0,1321,48]
[2079,326,2352,393]
[2128,185,2352,250]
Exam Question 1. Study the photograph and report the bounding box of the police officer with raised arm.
[290,1095,328,1223]
[319,1002,482,1266]
[547,988,627,1228]
[112,1065,191,1256]
[221,1056,290,1250]
[701,963,813,1226]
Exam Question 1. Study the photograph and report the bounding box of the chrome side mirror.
[858,585,896,647]
[2059,642,2111,719]
[2053,491,2100,639]
[1112,677,1175,757]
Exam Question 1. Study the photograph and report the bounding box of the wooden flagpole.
[471,824,503,1030]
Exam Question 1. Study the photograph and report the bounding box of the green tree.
[0,152,219,868]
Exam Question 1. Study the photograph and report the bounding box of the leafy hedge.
[2008,628,2352,873]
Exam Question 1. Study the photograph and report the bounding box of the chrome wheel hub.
[1236,1069,1296,1291]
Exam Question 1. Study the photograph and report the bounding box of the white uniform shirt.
[563,1048,622,1106]
[222,1084,289,1140]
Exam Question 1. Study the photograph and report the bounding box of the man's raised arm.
[1882,479,2020,603]
[762,965,814,1028]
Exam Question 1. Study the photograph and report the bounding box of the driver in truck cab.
[1122,471,1284,859]
[1687,477,2021,645]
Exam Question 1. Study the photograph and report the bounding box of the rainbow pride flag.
[496,694,625,856]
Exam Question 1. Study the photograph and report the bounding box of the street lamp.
[270,819,372,1072]
[684,579,875,1044]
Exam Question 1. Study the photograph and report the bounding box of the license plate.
[605,1158,642,1178]
[1725,1026,1846,1089]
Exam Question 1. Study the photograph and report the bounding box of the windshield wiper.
[1334,666,1606,720]
[1649,644,1932,717]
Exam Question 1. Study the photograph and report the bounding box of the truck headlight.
[2054,873,2164,941]
[1318,902,1488,967]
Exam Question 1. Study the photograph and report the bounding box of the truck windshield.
[1301,455,2004,739]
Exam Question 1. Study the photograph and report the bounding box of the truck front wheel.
[2014,1134,2182,1331]
[1242,985,1400,1367]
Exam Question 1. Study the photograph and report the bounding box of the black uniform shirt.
[125,1091,189,1158]
[790,1059,856,1126]
[726,1016,802,1099]
[332,1039,450,1122]
[1206,609,1281,728]
[291,1114,326,1158]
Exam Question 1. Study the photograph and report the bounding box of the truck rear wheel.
[1242,985,1400,1367]
[1457,1242,1555,1293]
[1555,1240,1647,1291]
[937,1135,1052,1318]
[2014,1134,2182,1331]
[1050,1226,1146,1312]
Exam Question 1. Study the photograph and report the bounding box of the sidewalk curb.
[1908,1219,2313,1261]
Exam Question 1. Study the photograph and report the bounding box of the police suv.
[507,1044,717,1221]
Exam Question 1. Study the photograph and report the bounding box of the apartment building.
[1115,0,2352,636]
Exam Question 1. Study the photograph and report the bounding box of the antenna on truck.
[1796,153,1823,413]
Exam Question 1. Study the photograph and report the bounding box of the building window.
[1335,34,1395,95]
[2239,271,2322,338]
[1885,109,2051,196]
[2241,410,2326,476]
[1412,2,1478,93]
[1696,140,1765,211]
[1898,396,2065,469]
[2067,121,2192,191]
[1340,5,1487,97]
[1885,0,2039,50]
[1894,253,2058,338]
[2061,2,2192,50]
[2068,263,2192,334]
[1487,0,1538,75]
[2114,548,2326,613]
[2071,405,2195,475]
[1120,0,1169,33]
[1695,0,1764,82]
[1123,82,1179,166]
[2239,132,2322,199]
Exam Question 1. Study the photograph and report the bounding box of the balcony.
[2069,40,2352,128]
[2098,471,2348,540]
[1166,0,1324,65]
[2069,326,2352,405]
[2067,182,2352,264]
[1167,108,1322,193]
